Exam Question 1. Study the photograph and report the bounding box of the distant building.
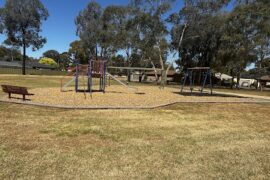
[145,70,180,83]
[257,75,270,87]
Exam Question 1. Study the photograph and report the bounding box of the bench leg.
[8,93,11,99]
[23,95,25,101]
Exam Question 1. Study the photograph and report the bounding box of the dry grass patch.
[1,86,267,107]
[0,102,269,179]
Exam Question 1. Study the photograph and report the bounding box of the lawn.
[0,102,269,179]
[213,87,270,97]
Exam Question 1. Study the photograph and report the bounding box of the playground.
[1,74,270,179]
[1,60,270,108]
[2,85,270,108]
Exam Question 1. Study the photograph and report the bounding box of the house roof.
[215,73,232,80]
[259,75,270,81]
[26,60,53,69]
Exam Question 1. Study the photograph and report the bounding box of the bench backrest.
[1,85,29,95]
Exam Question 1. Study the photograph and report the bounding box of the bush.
[39,57,57,67]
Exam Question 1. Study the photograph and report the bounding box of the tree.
[0,45,22,61]
[68,40,90,64]
[261,57,270,69]
[237,0,270,70]
[130,0,175,86]
[0,0,49,75]
[39,57,57,67]
[170,0,230,70]
[219,0,269,88]
[59,52,71,71]
[102,5,140,81]
[43,50,60,66]
[75,1,102,60]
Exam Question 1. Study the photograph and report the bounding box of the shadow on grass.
[176,92,247,98]
[5,97,32,101]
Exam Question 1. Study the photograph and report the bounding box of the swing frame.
[180,67,213,95]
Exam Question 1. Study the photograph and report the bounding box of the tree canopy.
[0,0,269,80]
[0,0,49,74]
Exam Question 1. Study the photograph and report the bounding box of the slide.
[106,72,138,93]
[61,76,76,92]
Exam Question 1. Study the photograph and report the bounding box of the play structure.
[75,60,107,93]
[181,67,213,95]
[61,59,106,93]
[61,59,138,94]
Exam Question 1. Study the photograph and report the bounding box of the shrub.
[39,57,57,67]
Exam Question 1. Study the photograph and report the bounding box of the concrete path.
[210,90,270,101]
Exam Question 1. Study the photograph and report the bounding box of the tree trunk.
[178,23,188,51]
[237,72,241,90]
[95,44,98,60]
[230,69,234,89]
[22,43,26,75]
[165,64,172,85]
[126,49,131,82]
[151,61,159,84]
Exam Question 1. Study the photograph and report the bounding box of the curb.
[1,99,270,110]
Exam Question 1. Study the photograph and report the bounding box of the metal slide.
[106,72,138,92]
[61,77,76,91]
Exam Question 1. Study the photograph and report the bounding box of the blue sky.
[0,0,183,59]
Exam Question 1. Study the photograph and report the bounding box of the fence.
[0,67,66,76]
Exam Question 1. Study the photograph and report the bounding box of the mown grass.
[213,87,270,97]
[0,102,269,179]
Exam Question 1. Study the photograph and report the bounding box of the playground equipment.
[75,60,107,93]
[106,72,138,92]
[181,67,213,95]
[61,59,138,94]
[60,59,107,93]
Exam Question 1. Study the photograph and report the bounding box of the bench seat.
[1,85,34,100]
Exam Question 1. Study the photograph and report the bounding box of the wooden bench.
[1,85,34,101]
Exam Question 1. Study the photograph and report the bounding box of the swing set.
[180,67,213,95]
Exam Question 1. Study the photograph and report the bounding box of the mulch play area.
[1,85,269,108]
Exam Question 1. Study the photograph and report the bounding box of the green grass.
[0,103,269,179]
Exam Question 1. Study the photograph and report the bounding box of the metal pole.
[181,72,187,93]
[189,70,193,95]
[75,63,79,93]
[89,59,93,96]
[209,70,213,95]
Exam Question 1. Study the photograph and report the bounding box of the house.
[215,73,232,81]
[130,71,141,82]
[215,73,258,88]
[257,75,270,88]
[145,70,180,83]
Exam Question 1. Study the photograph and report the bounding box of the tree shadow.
[176,92,247,98]
[7,97,32,101]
